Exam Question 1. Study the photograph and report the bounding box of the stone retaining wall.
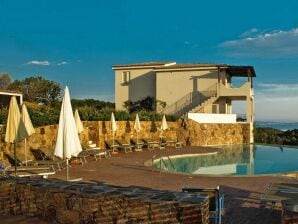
[0,178,209,224]
[0,119,250,162]
[177,119,250,146]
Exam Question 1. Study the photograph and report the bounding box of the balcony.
[218,82,251,98]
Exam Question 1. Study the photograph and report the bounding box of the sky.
[0,0,298,121]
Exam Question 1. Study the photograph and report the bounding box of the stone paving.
[3,146,297,223]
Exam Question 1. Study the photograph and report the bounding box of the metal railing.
[164,83,217,115]
[152,154,176,172]
[236,114,247,122]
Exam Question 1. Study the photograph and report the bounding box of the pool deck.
[3,146,298,223]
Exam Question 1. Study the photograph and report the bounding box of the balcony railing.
[164,83,217,115]
[236,114,247,122]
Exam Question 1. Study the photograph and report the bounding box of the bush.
[0,108,8,125]
[0,100,179,127]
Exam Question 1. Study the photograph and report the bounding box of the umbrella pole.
[66,159,69,180]
[24,138,27,166]
[14,142,17,177]
[136,132,138,149]
[136,132,138,144]
[113,132,115,152]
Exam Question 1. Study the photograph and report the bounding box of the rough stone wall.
[177,119,251,146]
[0,178,209,224]
[0,120,250,162]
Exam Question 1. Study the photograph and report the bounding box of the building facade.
[113,62,256,142]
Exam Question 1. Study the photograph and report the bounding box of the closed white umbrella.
[110,112,117,151]
[21,104,35,166]
[5,96,28,176]
[160,114,168,139]
[134,113,141,145]
[54,86,82,180]
[74,109,84,134]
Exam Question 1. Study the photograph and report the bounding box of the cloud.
[239,28,259,38]
[254,83,298,120]
[256,83,298,95]
[220,28,298,57]
[25,60,50,66]
[57,61,68,66]
[233,82,298,121]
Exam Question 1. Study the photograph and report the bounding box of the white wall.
[188,113,237,124]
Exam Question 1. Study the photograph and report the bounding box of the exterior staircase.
[190,95,219,113]
[164,83,217,116]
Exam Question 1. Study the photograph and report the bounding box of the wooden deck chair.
[4,152,34,166]
[130,138,145,151]
[161,137,183,148]
[31,148,67,171]
[105,140,120,154]
[84,141,111,158]
[4,165,55,178]
[142,138,162,150]
[115,139,133,153]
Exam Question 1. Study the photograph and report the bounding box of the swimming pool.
[153,144,298,176]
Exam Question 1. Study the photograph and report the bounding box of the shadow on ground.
[221,185,281,224]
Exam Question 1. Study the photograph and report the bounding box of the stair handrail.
[164,83,218,115]
[163,92,193,115]
[152,154,176,172]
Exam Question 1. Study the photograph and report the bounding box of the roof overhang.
[226,66,256,77]
[0,89,23,96]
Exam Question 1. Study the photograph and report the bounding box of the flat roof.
[112,61,256,77]
[112,62,176,69]
[154,63,228,70]
[0,89,23,95]
[154,63,256,77]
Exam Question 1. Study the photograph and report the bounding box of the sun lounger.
[161,137,183,148]
[142,138,162,150]
[115,139,133,153]
[130,138,144,151]
[82,141,110,159]
[105,140,120,154]
[31,148,67,171]
[182,186,224,224]
[4,165,55,178]
[4,152,34,166]
[77,148,109,163]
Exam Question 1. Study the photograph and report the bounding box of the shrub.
[0,108,8,125]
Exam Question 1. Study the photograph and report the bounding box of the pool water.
[153,144,298,175]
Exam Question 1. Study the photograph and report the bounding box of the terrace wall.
[0,178,209,224]
[0,120,250,161]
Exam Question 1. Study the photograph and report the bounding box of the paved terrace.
[2,146,297,223]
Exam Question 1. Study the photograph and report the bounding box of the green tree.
[8,76,61,104]
[123,96,165,113]
[0,73,12,89]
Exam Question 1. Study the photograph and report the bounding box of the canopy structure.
[5,96,28,176]
[54,86,82,180]
[21,104,35,166]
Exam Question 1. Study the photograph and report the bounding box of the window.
[122,71,130,84]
